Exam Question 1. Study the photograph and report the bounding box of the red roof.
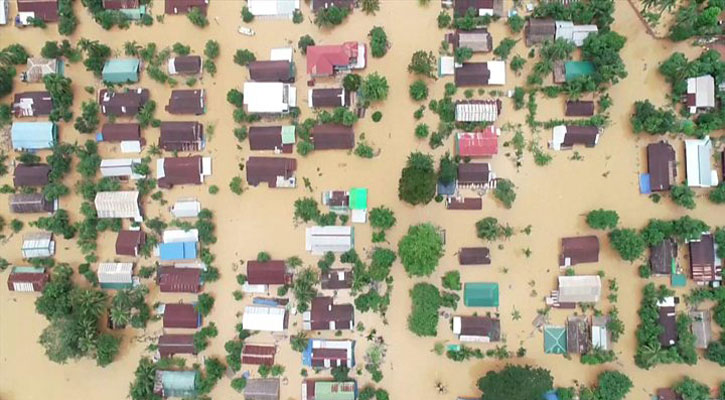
[158,266,202,293]
[456,126,498,157]
[306,42,359,77]
[242,344,276,365]
[247,261,288,285]
[163,303,200,329]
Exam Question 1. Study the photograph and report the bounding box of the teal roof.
[281,125,296,145]
[161,370,197,398]
[11,122,57,150]
[565,61,595,82]
[119,5,146,19]
[102,59,140,83]
[464,282,499,307]
[314,381,356,400]
[544,326,567,354]
[11,266,45,274]
[349,188,368,210]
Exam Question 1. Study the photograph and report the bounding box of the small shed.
[446,197,482,210]
[11,122,57,150]
[244,378,280,400]
[305,226,354,254]
[544,325,567,354]
[242,305,287,332]
[97,262,134,289]
[163,303,201,329]
[13,164,51,187]
[566,315,589,354]
[22,58,60,83]
[94,191,142,220]
[309,88,347,108]
[248,60,295,83]
[21,232,55,259]
[159,242,197,261]
[458,247,490,265]
[115,230,146,256]
[303,339,355,368]
[463,282,499,307]
[303,380,356,400]
[455,127,499,158]
[559,236,599,267]
[249,126,296,153]
[7,266,49,292]
[303,296,354,331]
[158,334,196,358]
[100,158,144,179]
[242,344,277,365]
[102,58,140,83]
[159,121,204,151]
[455,100,501,122]
[656,389,682,400]
[9,193,56,214]
[689,310,712,349]
[158,265,202,293]
[171,198,201,218]
[565,100,595,117]
[165,89,205,115]
[154,370,198,398]
[650,239,677,276]
[452,316,500,342]
[591,315,610,351]
[168,55,202,75]
[311,124,355,150]
[13,91,53,117]
[321,269,353,290]
[246,156,297,188]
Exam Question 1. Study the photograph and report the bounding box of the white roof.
[353,43,366,69]
[305,226,354,255]
[171,199,201,218]
[550,125,567,151]
[558,275,601,303]
[100,158,143,179]
[657,296,676,308]
[120,140,142,153]
[94,191,141,219]
[439,56,455,76]
[247,0,299,17]
[486,61,506,85]
[455,102,499,122]
[452,316,462,334]
[97,263,133,283]
[684,138,717,187]
[555,21,598,46]
[687,75,716,110]
[21,232,54,258]
[242,305,287,332]
[163,229,199,244]
[270,47,294,62]
[0,0,8,26]
[243,82,296,113]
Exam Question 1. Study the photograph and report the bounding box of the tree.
[361,73,389,103]
[476,217,512,241]
[128,357,157,400]
[673,377,711,400]
[233,49,256,66]
[437,152,457,184]
[314,5,349,27]
[437,11,452,28]
[414,123,429,138]
[630,100,677,134]
[187,7,209,27]
[609,229,645,262]
[95,333,120,367]
[408,283,440,336]
[409,80,428,101]
[398,152,436,205]
[362,0,380,14]
[78,39,111,77]
[44,73,74,122]
[581,31,627,85]
[294,197,321,223]
[293,268,319,312]
[204,40,220,59]
[196,293,215,316]
[398,223,444,276]
[241,6,254,22]
[493,179,516,208]
[408,51,437,78]
[477,364,553,400]
[227,89,244,107]
[442,270,461,290]
[0,67,14,98]
[510,55,526,73]
[369,206,396,230]
[0,44,29,66]
[368,27,388,58]
[231,377,247,392]
[343,73,361,92]
[331,365,350,381]
[298,35,315,55]
[586,209,619,230]
[74,101,100,133]
[671,184,696,209]
[58,0,78,35]
[31,209,76,239]
[493,38,517,60]
[507,14,525,33]
[710,183,725,204]
[455,46,473,63]
[593,371,632,400]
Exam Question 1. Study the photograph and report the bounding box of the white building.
[247,0,299,19]
[97,262,134,289]
[242,305,287,332]
[21,232,55,259]
[100,158,144,179]
[305,226,354,255]
[685,138,718,187]
[243,82,297,114]
[162,229,199,244]
[686,75,715,114]
[0,0,8,25]
[94,191,142,220]
[455,100,501,122]
[171,198,201,218]
[555,21,598,47]
[556,275,601,304]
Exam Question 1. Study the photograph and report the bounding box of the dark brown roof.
[158,266,202,293]
[165,89,205,115]
[7,267,49,291]
[565,100,595,117]
[457,316,500,340]
[163,303,200,329]
[455,62,490,87]
[9,193,54,213]
[566,316,589,354]
[563,126,599,148]
[158,156,203,189]
[457,163,490,185]
[248,126,292,153]
[247,261,289,285]
[99,88,150,117]
[311,0,353,11]
[246,157,297,188]
[656,389,682,400]
[647,141,676,192]
[242,344,276,365]
[159,121,204,151]
[559,236,599,266]
[658,306,677,347]
[248,61,294,83]
[13,91,52,117]
[454,0,494,16]
[447,197,482,210]
[689,233,719,283]
[158,334,195,357]
[102,123,142,142]
[325,191,349,207]
[650,239,677,275]
[525,19,556,46]
[309,297,354,330]
[321,269,353,290]
[13,164,50,187]
[310,88,346,108]
[311,124,355,150]
[102,0,139,9]
[311,347,349,367]
[459,247,490,265]
[171,56,202,75]
[115,230,145,256]
[165,0,208,14]
[17,0,59,21]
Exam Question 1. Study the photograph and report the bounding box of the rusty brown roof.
[459,247,490,265]
[311,124,355,150]
[321,269,352,290]
[246,157,297,187]
[249,126,292,153]
[159,121,204,151]
[650,239,676,275]
[565,100,595,117]
[457,163,490,185]
[158,266,202,293]
[13,91,53,117]
[13,164,50,187]
[689,233,718,283]
[165,0,208,14]
[158,156,203,189]
[647,141,676,192]
[158,334,195,357]
[99,89,150,117]
[311,88,346,108]
[115,230,145,256]
[166,89,205,115]
[18,0,59,21]
[163,303,200,329]
[171,56,202,75]
[457,316,500,340]
[309,297,354,330]
[247,261,288,285]
[455,62,490,87]
[559,235,599,266]
[248,61,294,83]
[102,123,142,142]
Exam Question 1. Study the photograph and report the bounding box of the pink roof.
[456,126,498,157]
[306,42,359,76]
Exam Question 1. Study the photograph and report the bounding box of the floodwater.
[1,1,724,399]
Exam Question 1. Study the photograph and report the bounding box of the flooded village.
[0,0,724,399]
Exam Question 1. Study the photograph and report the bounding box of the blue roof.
[639,173,651,194]
[11,122,56,150]
[159,242,197,261]
[437,180,456,196]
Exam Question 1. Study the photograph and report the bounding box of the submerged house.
[559,236,599,267]
[306,42,366,78]
[457,162,493,188]
[554,60,595,84]
[446,29,493,52]
[102,58,140,83]
[97,262,134,289]
[165,0,208,14]
[550,125,600,150]
[163,303,201,329]
[94,191,142,220]
[13,91,52,117]
[646,141,677,192]
[566,315,590,354]
[246,156,297,188]
[525,19,556,46]
[689,233,721,284]
[243,82,297,114]
[685,75,715,114]
[249,126,296,153]
[565,100,595,117]
[303,296,354,331]
[311,124,354,150]
[591,315,611,351]
[453,0,503,16]
[650,238,677,276]
[321,269,353,290]
[166,89,205,115]
[689,309,712,349]
[247,0,299,19]
[115,230,146,256]
[99,88,149,116]
[455,126,499,158]
[99,123,143,147]
[156,156,211,189]
[11,122,57,150]
[244,260,291,293]
[7,266,49,292]
[303,339,355,369]
[242,344,277,365]
[302,380,357,400]
[158,334,196,358]
[248,60,295,83]
[245,378,281,400]
[308,88,347,108]
[13,164,50,187]
[549,275,602,306]
[657,297,677,347]
[684,138,718,188]
[21,231,55,259]
[153,370,198,398]
[159,121,204,151]
[305,226,354,254]
[458,247,491,265]
[455,99,502,122]
[16,0,58,23]
[242,305,287,332]
[171,198,201,218]
[21,58,61,83]
[454,61,506,86]
[555,21,598,47]
[157,265,202,293]
[452,316,500,342]
[100,158,144,180]
[168,55,202,76]
[463,282,499,307]
[9,193,56,214]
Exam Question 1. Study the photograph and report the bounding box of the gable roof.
[9,193,55,213]
[321,269,353,290]
[246,156,297,187]
[455,99,501,122]
[565,100,595,117]
[99,88,149,116]
[242,305,287,332]
[115,230,145,256]
[557,275,601,303]
[94,191,141,219]
[689,309,712,349]
[463,282,499,307]
[157,265,202,293]
[244,378,280,400]
[17,0,58,21]
[686,75,715,111]
[247,0,299,17]
[689,233,719,283]
[163,303,200,329]
[309,88,347,108]
[248,60,294,83]
[166,89,205,115]
[306,296,354,330]
[248,125,295,153]
[647,141,676,191]
[566,316,589,354]
[13,164,50,187]
[311,124,355,150]
[650,239,677,275]
[11,122,56,150]
[158,334,195,357]
[157,156,203,188]
[658,305,677,347]
[101,123,141,142]
[525,19,556,46]
[454,0,498,16]
[459,247,491,265]
[306,42,360,76]
[242,344,276,365]
[247,260,288,285]
[684,138,715,187]
[457,162,490,185]
[13,91,52,117]
[168,55,202,75]
[453,316,500,340]
[165,0,208,14]
[311,0,353,11]
[455,61,505,86]
[159,121,204,151]
[559,235,599,266]
[551,125,600,150]
[447,29,493,52]
[455,127,499,157]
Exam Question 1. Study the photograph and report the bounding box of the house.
[455,126,499,158]
[454,61,505,86]
[102,59,140,83]
[171,198,201,218]
[311,124,355,150]
[116,230,146,256]
[13,91,52,117]
[321,269,353,290]
[156,156,212,189]
[159,242,197,261]
[349,188,367,223]
[591,315,610,351]
[311,0,353,12]
[249,126,296,153]
[159,121,204,151]
[97,262,134,289]
[303,296,354,331]
[544,325,567,354]
[302,380,357,400]
[242,344,276,365]
[559,236,599,267]
[646,141,677,192]
[94,191,142,220]
[9,193,56,213]
[455,99,502,122]
[247,0,299,18]
[457,162,493,187]
[11,122,57,150]
[689,233,721,284]
[446,29,493,52]
[245,260,290,292]
[248,60,295,83]
[321,190,349,214]
[458,247,491,265]
[525,19,556,46]
[21,231,55,258]
[550,125,600,150]
[566,315,589,354]
[0,0,8,24]
[100,158,144,179]
[303,339,355,368]
[168,55,202,75]
[686,75,715,113]
[439,56,456,77]
[554,275,601,305]
[21,58,61,83]
[164,0,208,14]
[650,239,677,276]
[656,389,682,400]
[7,266,49,292]
[453,0,503,16]
[16,0,58,22]
[246,157,297,188]
[245,378,281,400]
[157,265,202,293]
[452,316,500,342]
[242,305,287,332]
[163,303,201,329]
[163,228,199,244]
[243,82,297,114]
[306,42,366,77]
[309,88,347,108]
[555,21,598,47]
[321,188,366,221]
[158,334,195,358]
[100,123,142,145]
[99,88,149,116]
[689,310,712,349]
[102,0,139,9]
[564,100,595,117]
[166,89,205,115]
[446,197,482,210]
[554,60,595,84]
[463,282,499,307]
[657,296,677,347]
[684,138,718,187]
[305,226,354,254]
[13,164,50,187]
[153,370,198,398]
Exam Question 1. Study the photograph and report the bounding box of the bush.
[586,209,619,230]
[609,229,645,262]
[233,49,256,66]
[231,377,247,392]
[671,184,696,209]
[507,14,525,33]
[314,5,350,27]
[369,206,396,230]
[361,73,389,103]
[229,177,243,195]
[298,35,315,55]
[187,7,208,27]
[293,197,320,223]
[493,179,516,208]
[437,11,452,28]
[442,271,461,290]
[638,264,652,278]
[343,74,361,92]
[408,50,436,78]
[204,40,220,59]
[241,6,254,22]
[476,217,512,241]
[409,80,429,101]
[408,283,440,336]
[493,38,517,60]
[368,27,388,58]
[208,185,219,194]
[398,223,444,276]
[710,183,725,204]
[372,111,382,122]
[414,123,429,139]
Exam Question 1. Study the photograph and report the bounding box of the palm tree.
[110,306,130,329]
[362,0,380,14]
[72,289,107,319]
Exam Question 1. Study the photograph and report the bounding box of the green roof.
[314,381,356,400]
[464,282,499,307]
[119,6,147,20]
[565,61,595,82]
[349,188,368,210]
[544,326,567,354]
[11,266,45,273]
[102,59,140,83]
[281,125,296,145]
[161,370,198,398]
[671,273,687,287]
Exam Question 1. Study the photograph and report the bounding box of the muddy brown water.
[1,1,724,399]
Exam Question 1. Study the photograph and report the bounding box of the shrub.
[241,6,254,22]
[233,49,256,66]
[414,123,429,139]
[442,271,461,290]
[586,209,619,230]
[408,283,440,336]
[187,7,208,27]
[671,184,696,209]
[229,177,243,195]
[493,179,516,208]
[609,229,645,262]
[368,27,388,58]
[298,35,315,55]
[372,111,382,122]
[398,223,444,276]
[409,80,429,101]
